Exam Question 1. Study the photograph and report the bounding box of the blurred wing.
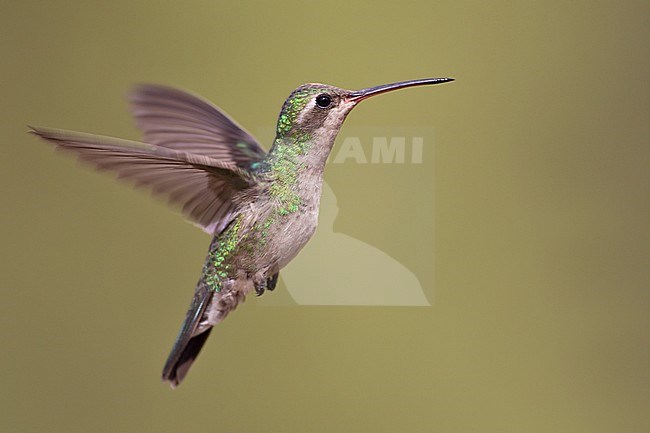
[30,126,257,234]
[129,84,267,168]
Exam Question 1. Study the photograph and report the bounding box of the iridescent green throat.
[267,132,311,212]
[265,86,320,218]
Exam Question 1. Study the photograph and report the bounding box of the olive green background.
[1,1,648,432]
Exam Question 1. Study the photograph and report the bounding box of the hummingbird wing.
[29,126,255,234]
[129,84,267,169]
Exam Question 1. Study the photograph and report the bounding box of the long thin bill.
[347,77,454,102]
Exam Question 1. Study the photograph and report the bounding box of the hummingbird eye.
[315,94,332,109]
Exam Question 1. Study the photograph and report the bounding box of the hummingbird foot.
[254,272,279,296]
[266,273,279,292]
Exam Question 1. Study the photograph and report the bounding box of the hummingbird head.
[270,77,454,169]
[275,77,454,139]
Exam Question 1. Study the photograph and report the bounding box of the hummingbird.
[30,77,454,387]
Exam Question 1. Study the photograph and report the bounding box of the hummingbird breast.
[243,178,322,271]
[269,204,319,269]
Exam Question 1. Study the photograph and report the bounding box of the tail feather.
[162,285,214,388]
[164,328,213,388]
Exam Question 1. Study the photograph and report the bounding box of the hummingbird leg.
[254,282,266,297]
[266,272,279,292]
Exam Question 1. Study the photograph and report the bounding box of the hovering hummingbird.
[30,77,454,387]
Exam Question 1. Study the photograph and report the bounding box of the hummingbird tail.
[162,285,214,388]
